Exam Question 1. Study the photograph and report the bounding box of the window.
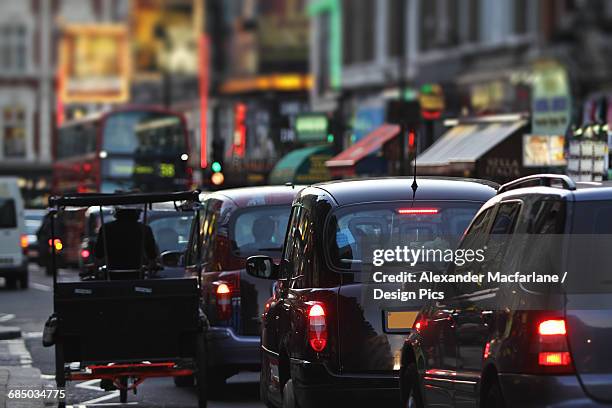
[0,24,27,72]
[317,11,331,93]
[419,0,460,51]
[419,0,437,51]
[148,214,194,253]
[467,0,481,43]
[342,0,375,64]
[387,0,405,57]
[103,112,187,154]
[57,122,97,159]
[230,205,291,258]
[0,198,16,228]
[484,201,522,274]
[513,0,529,35]
[327,201,482,272]
[282,205,312,288]
[3,106,26,158]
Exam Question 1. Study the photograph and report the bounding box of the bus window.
[103,111,187,155]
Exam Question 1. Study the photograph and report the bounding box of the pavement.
[0,326,45,408]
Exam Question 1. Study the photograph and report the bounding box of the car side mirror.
[160,250,185,268]
[246,255,279,280]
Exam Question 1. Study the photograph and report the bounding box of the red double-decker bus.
[53,106,192,194]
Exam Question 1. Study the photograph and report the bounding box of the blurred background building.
[5,0,612,205]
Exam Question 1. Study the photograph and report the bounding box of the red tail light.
[81,249,90,259]
[308,303,327,352]
[215,282,232,321]
[535,318,573,372]
[538,352,571,366]
[413,318,427,332]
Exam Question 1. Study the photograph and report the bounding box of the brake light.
[215,282,232,321]
[538,352,571,366]
[397,208,439,215]
[308,303,327,352]
[535,318,573,371]
[81,249,90,259]
[539,319,566,336]
[20,235,28,249]
[414,318,427,332]
[48,239,63,252]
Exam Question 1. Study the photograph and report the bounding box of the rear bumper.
[206,326,260,372]
[290,360,399,407]
[0,262,27,277]
[498,373,609,407]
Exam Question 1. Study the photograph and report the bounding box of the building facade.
[310,0,612,179]
[0,0,127,206]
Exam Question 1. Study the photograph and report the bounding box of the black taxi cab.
[246,177,498,408]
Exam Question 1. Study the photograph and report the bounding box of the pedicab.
[44,190,207,407]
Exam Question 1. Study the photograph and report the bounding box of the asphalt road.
[0,264,265,408]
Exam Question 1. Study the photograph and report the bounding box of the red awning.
[325,124,400,177]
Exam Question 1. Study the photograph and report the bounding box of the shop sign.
[295,114,330,143]
[523,134,566,167]
[58,24,130,103]
[532,61,571,136]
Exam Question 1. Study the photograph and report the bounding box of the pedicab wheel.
[196,334,207,408]
[119,378,128,403]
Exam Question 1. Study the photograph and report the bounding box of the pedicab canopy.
[48,190,201,208]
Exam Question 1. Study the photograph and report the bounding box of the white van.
[0,177,27,289]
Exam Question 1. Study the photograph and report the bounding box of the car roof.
[310,177,499,206]
[206,185,305,208]
[495,181,612,202]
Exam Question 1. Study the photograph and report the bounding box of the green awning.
[269,145,334,185]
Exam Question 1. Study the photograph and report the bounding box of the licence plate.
[384,310,419,333]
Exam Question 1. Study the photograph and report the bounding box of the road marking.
[75,379,103,391]
[4,339,32,367]
[69,403,138,407]
[0,313,15,322]
[23,331,43,339]
[31,282,52,292]
[76,391,121,405]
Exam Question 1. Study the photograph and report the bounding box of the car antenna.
[411,129,418,204]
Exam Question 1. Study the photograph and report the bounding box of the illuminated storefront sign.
[295,114,330,143]
[58,24,130,103]
[130,0,201,76]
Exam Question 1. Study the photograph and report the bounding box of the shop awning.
[325,124,400,176]
[416,118,527,170]
[269,144,334,185]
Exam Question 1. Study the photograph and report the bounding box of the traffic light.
[210,137,225,188]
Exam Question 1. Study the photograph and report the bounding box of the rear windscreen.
[564,200,612,293]
[326,201,482,272]
[0,198,17,228]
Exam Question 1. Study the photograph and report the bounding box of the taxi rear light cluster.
[308,303,327,352]
[215,282,232,321]
[535,318,573,372]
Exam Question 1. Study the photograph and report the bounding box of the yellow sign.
[59,24,130,103]
[130,0,201,76]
